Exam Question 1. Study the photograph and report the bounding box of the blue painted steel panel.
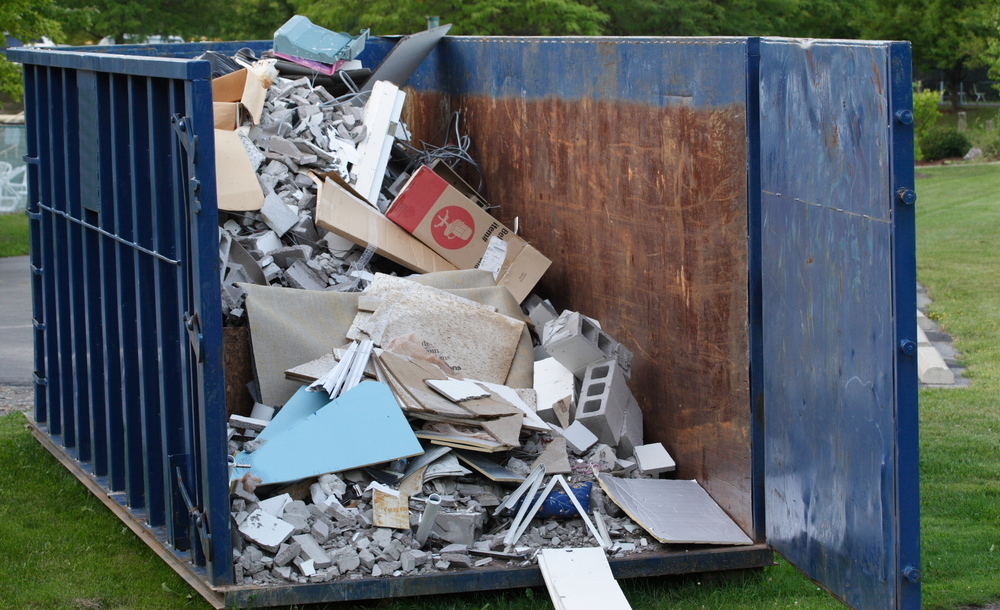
[16,44,233,585]
[888,42,921,610]
[759,40,891,220]
[405,37,748,107]
[759,38,918,610]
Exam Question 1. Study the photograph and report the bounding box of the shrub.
[912,86,941,161]
[919,128,971,161]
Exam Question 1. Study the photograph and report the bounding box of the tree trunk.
[945,59,966,113]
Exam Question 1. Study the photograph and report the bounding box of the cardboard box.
[386,166,551,302]
[211,66,268,125]
[211,65,272,212]
[315,177,458,275]
[214,129,264,211]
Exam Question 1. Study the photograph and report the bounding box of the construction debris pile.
[217,16,753,590]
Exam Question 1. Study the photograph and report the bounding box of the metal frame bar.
[745,36,766,544]
[888,41,922,610]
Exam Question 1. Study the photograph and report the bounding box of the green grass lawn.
[1,165,998,609]
[0,212,30,257]
[914,163,1000,609]
[934,105,1000,131]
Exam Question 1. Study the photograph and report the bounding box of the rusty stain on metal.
[406,91,753,533]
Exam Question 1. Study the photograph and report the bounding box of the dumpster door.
[757,39,920,610]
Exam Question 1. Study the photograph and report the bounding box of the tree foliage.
[57,0,227,44]
[0,0,91,100]
[291,0,608,36]
[860,0,993,110]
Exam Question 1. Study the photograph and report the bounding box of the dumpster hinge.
[175,465,211,559]
[30,264,42,276]
[33,372,47,386]
[26,209,41,220]
[32,318,45,331]
[184,311,204,363]
[23,155,39,165]
[171,114,202,214]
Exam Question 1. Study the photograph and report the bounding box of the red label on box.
[386,166,449,233]
[430,205,475,249]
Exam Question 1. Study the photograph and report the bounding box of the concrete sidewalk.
[0,255,32,385]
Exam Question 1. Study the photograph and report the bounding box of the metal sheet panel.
[759,38,918,609]
[403,37,755,537]
[13,45,236,586]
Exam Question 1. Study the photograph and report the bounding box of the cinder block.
[260,193,299,236]
[542,311,633,380]
[269,245,314,269]
[575,360,631,446]
[522,294,558,331]
[616,395,644,459]
[293,533,333,569]
[284,259,327,290]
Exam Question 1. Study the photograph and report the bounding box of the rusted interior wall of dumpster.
[404,78,752,533]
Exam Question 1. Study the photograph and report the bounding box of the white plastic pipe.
[415,493,442,546]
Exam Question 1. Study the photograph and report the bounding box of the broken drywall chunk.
[563,421,599,454]
[534,357,576,428]
[238,509,294,553]
[537,547,633,610]
[425,378,492,402]
[258,493,292,518]
[373,489,410,530]
[530,437,572,475]
[632,443,676,475]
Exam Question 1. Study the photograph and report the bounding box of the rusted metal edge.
[219,544,774,607]
[22,413,227,610]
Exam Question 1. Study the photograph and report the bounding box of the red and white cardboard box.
[386,166,550,303]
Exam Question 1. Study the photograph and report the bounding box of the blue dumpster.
[8,35,919,609]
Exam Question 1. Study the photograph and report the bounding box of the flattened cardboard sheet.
[215,129,265,211]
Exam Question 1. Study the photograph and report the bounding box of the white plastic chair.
[973,83,987,103]
[0,164,27,212]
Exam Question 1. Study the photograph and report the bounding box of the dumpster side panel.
[404,38,753,534]
[10,47,232,585]
[759,39,912,610]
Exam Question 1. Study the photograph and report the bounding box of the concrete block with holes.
[542,310,633,380]
[575,359,632,447]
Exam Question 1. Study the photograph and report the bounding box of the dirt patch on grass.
[0,384,33,418]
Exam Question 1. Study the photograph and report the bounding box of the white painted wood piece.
[538,547,632,610]
[354,81,405,206]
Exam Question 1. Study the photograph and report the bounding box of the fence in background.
[0,124,28,212]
